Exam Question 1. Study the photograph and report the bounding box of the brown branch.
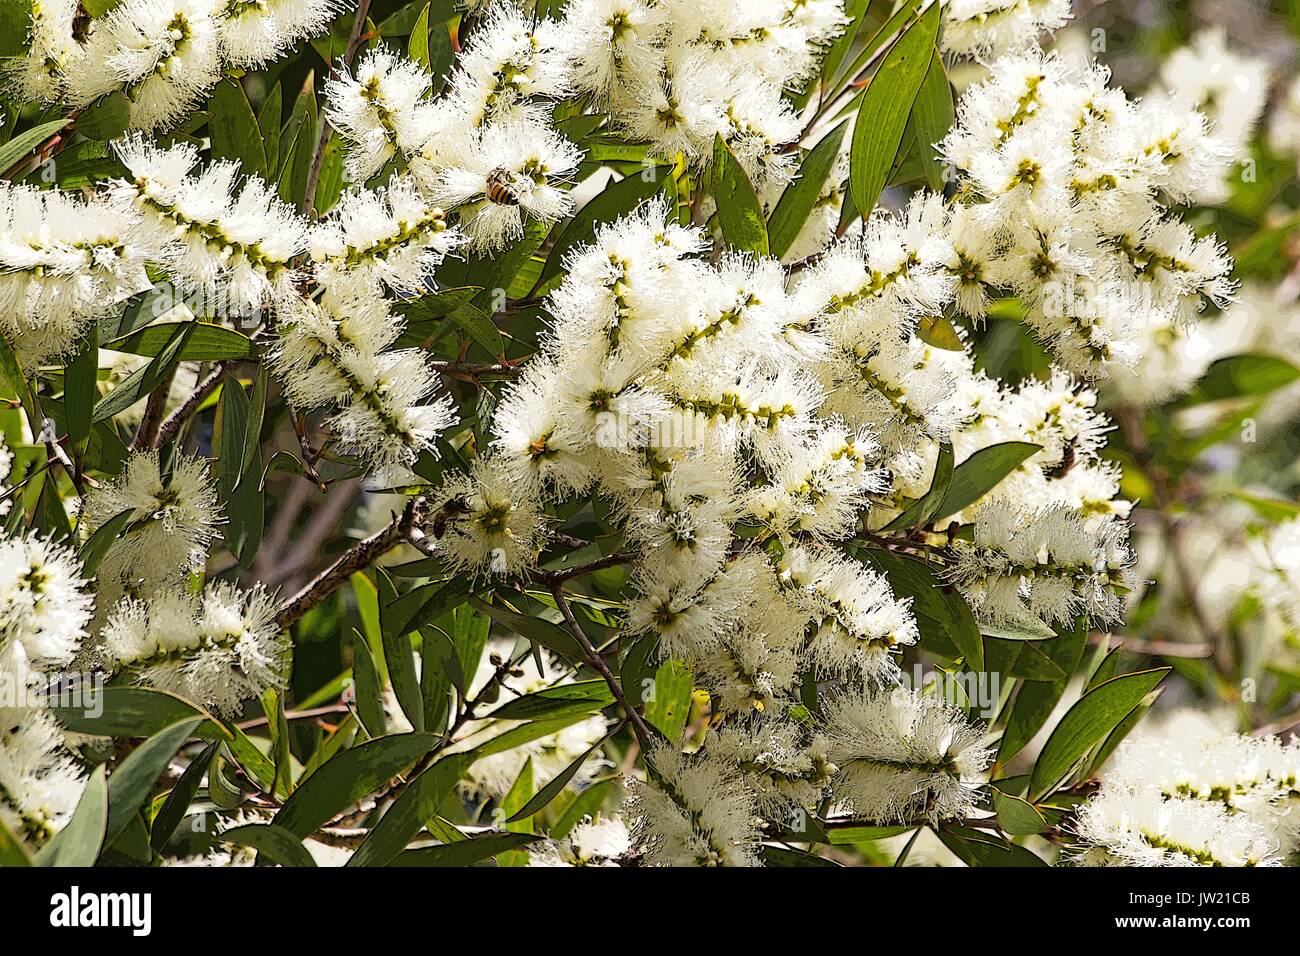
[274,495,425,630]
[302,0,374,217]
[537,551,637,584]
[548,581,655,751]
[1088,632,1214,659]
[153,363,226,449]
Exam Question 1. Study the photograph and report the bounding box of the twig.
[274,495,425,630]
[153,363,226,450]
[548,582,655,751]
[537,551,637,584]
[1088,632,1214,659]
[302,0,374,217]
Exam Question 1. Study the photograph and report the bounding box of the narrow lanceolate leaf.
[390,832,543,866]
[150,741,219,852]
[848,1,939,217]
[273,733,439,838]
[105,717,204,846]
[1029,668,1170,800]
[712,134,769,256]
[222,824,318,867]
[768,120,849,259]
[346,753,474,867]
[906,48,954,192]
[883,441,954,531]
[92,321,196,423]
[506,727,616,823]
[36,766,107,866]
[208,79,269,180]
[932,441,1041,522]
[64,318,97,451]
[0,118,70,176]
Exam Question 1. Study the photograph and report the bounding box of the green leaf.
[36,766,107,866]
[1029,668,1169,800]
[542,170,666,283]
[273,733,439,838]
[767,120,849,259]
[76,92,132,141]
[50,686,222,739]
[105,718,203,846]
[383,627,425,733]
[447,302,505,359]
[408,2,432,69]
[762,845,842,867]
[1182,353,1300,404]
[208,79,269,180]
[63,325,97,450]
[712,135,769,256]
[104,321,255,362]
[506,730,615,823]
[552,777,619,840]
[390,831,542,866]
[937,824,1048,867]
[351,630,388,738]
[469,595,583,663]
[258,83,283,174]
[0,119,69,176]
[346,752,473,867]
[997,679,1066,764]
[861,548,983,671]
[78,508,132,576]
[993,790,1048,836]
[905,48,953,192]
[487,681,614,721]
[150,741,219,852]
[222,823,318,867]
[933,441,1041,522]
[883,441,954,531]
[916,313,965,350]
[644,658,693,741]
[848,1,938,216]
[92,322,196,423]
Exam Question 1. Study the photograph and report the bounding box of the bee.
[484,166,520,206]
[429,496,469,539]
[1046,438,1077,479]
[72,3,92,42]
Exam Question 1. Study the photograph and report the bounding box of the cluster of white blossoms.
[77,451,285,715]
[326,4,581,252]
[0,181,157,364]
[0,534,94,695]
[1074,712,1299,867]
[936,51,1236,378]
[8,0,341,131]
[0,710,87,847]
[99,582,285,716]
[559,0,843,193]
[940,0,1073,59]
[530,814,632,867]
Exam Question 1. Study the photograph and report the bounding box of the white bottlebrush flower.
[531,815,632,867]
[626,744,762,867]
[310,174,463,295]
[414,117,581,251]
[424,459,547,578]
[707,720,834,817]
[941,0,1073,59]
[1074,786,1280,867]
[65,0,224,131]
[947,501,1135,631]
[3,0,86,104]
[324,48,440,182]
[0,534,94,685]
[440,1,572,127]
[111,135,307,317]
[0,710,86,849]
[80,452,222,595]
[217,0,344,69]
[558,0,663,103]
[100,581,286,715]
[0,183,155,364]
[270,285,457,470]
[823,686,992,824]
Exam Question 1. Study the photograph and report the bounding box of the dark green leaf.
[768,120,849,259]
[105,718,203,846]
[933,441,1041,522]
[712,135,769,256]
[848,1,938,216]
[36,766,107,866]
